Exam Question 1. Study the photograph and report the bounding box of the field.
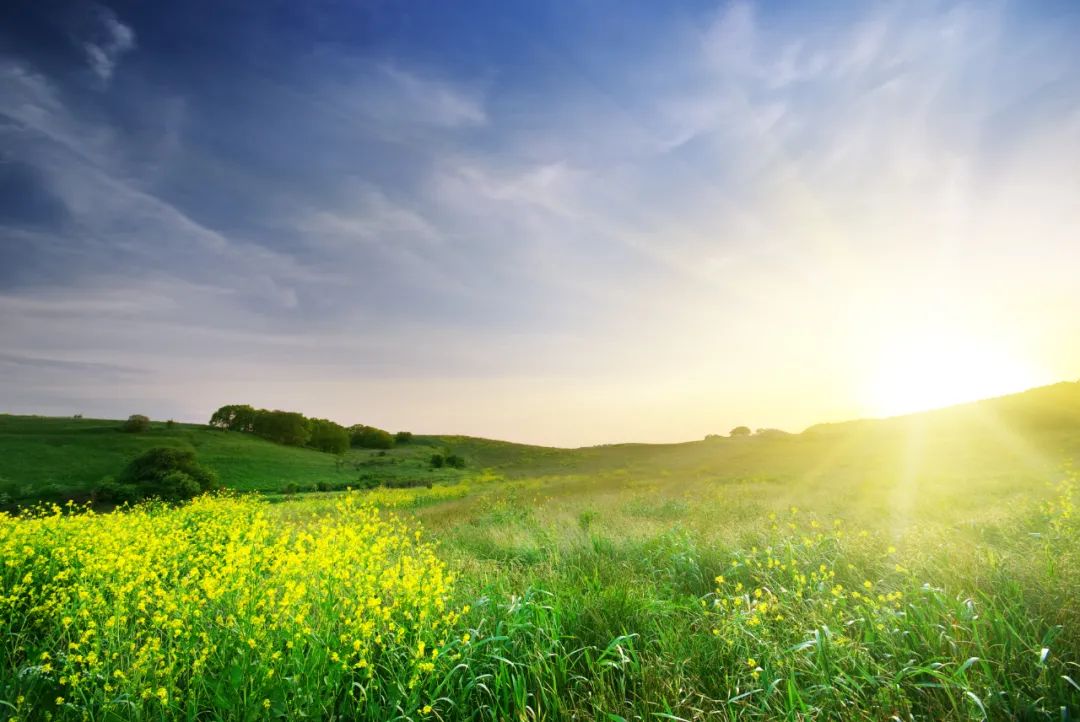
[2,383,1080,720]
[0,416,479,507]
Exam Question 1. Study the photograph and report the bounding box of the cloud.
[82,5,135,83]
[379,65,487,128]
[2,0,1080,443]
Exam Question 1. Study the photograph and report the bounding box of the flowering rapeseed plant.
[0,493,465,719]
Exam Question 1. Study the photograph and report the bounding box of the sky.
[1,0,1079,446]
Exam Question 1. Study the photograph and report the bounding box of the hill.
[0,416,474,507]
[2,381,1080,509]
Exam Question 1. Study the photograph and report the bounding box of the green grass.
[0,416,475,506]
[2,382,1080,718]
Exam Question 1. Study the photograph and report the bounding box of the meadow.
[2,383,1080,720]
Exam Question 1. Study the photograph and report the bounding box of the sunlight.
[864,331,1044,417]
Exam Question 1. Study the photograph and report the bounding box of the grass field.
[0,416,481,507]
[2,383,1080,719]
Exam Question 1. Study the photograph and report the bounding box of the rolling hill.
[2,381,1079,509]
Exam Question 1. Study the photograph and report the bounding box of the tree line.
[208,404,410,454]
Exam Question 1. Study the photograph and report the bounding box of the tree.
[445,454,466,469]
[98,447,218,503]
[209,404,256,432]
[349,425,395,449]
[252,410,310,446]
[307,418,349,454]
[430,453,445,469]
[729,426,751,437]
[121,414,151,433]
[395,431,414,444]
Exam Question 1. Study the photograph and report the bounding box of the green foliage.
[430,453,445,469]
[208,404,257,432]
[252,410,310,447]
[445,453,466,469]
[120,414,151,433]
[0,416,475,505]
[350,424,395,449]
[395,431,414,444]
[307,418,349,454]
[97,447,218,502]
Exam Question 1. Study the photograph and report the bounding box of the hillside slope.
[0,417,468,505]
[3,381,1079,507]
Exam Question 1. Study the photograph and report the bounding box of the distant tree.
[307,418,349,454]
[729,426,751,437]
[445,454,466,469]
[209,404,257,432]
[97,447,218,503]
[395,431,414,444]
[430,453,445,469]
[73,414,83,420]
[349,425,395,449]
[754,428,791,439]
[165,419,176,429]
[252,410,310,446]
[704,434,722,441]
[121,414,151,433]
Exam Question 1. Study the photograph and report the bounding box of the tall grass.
[1,475,1077,719]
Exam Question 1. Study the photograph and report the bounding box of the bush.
[445,454,466,469]
[97,447,218,503]
[316,480,332,492]
[395,431,413,444]
[430,454,445,469]
[165,419,176,429]
[121,414,151,433]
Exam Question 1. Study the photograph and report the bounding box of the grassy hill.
[3,383,1080,719]
[0,416,475,507]
[3,381,1079,510]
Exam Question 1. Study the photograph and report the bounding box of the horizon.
[3,1,1080,446]
[4,376,1077,449]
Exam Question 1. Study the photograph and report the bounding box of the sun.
[864,330,1044,417]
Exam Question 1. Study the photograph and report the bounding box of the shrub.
[120,414,151,433]
[97,447,218,503]
[316,480,332,492]
[430,454,445,469]
[165,419,176,429]
[445,454,466,469]
[395,431,413,444]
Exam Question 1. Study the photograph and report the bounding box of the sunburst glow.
[864,331,1045,417]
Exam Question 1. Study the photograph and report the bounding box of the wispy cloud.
[82,4,135,83]
[1,1,1079,443]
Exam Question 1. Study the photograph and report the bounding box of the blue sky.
[2,1,1080,445]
